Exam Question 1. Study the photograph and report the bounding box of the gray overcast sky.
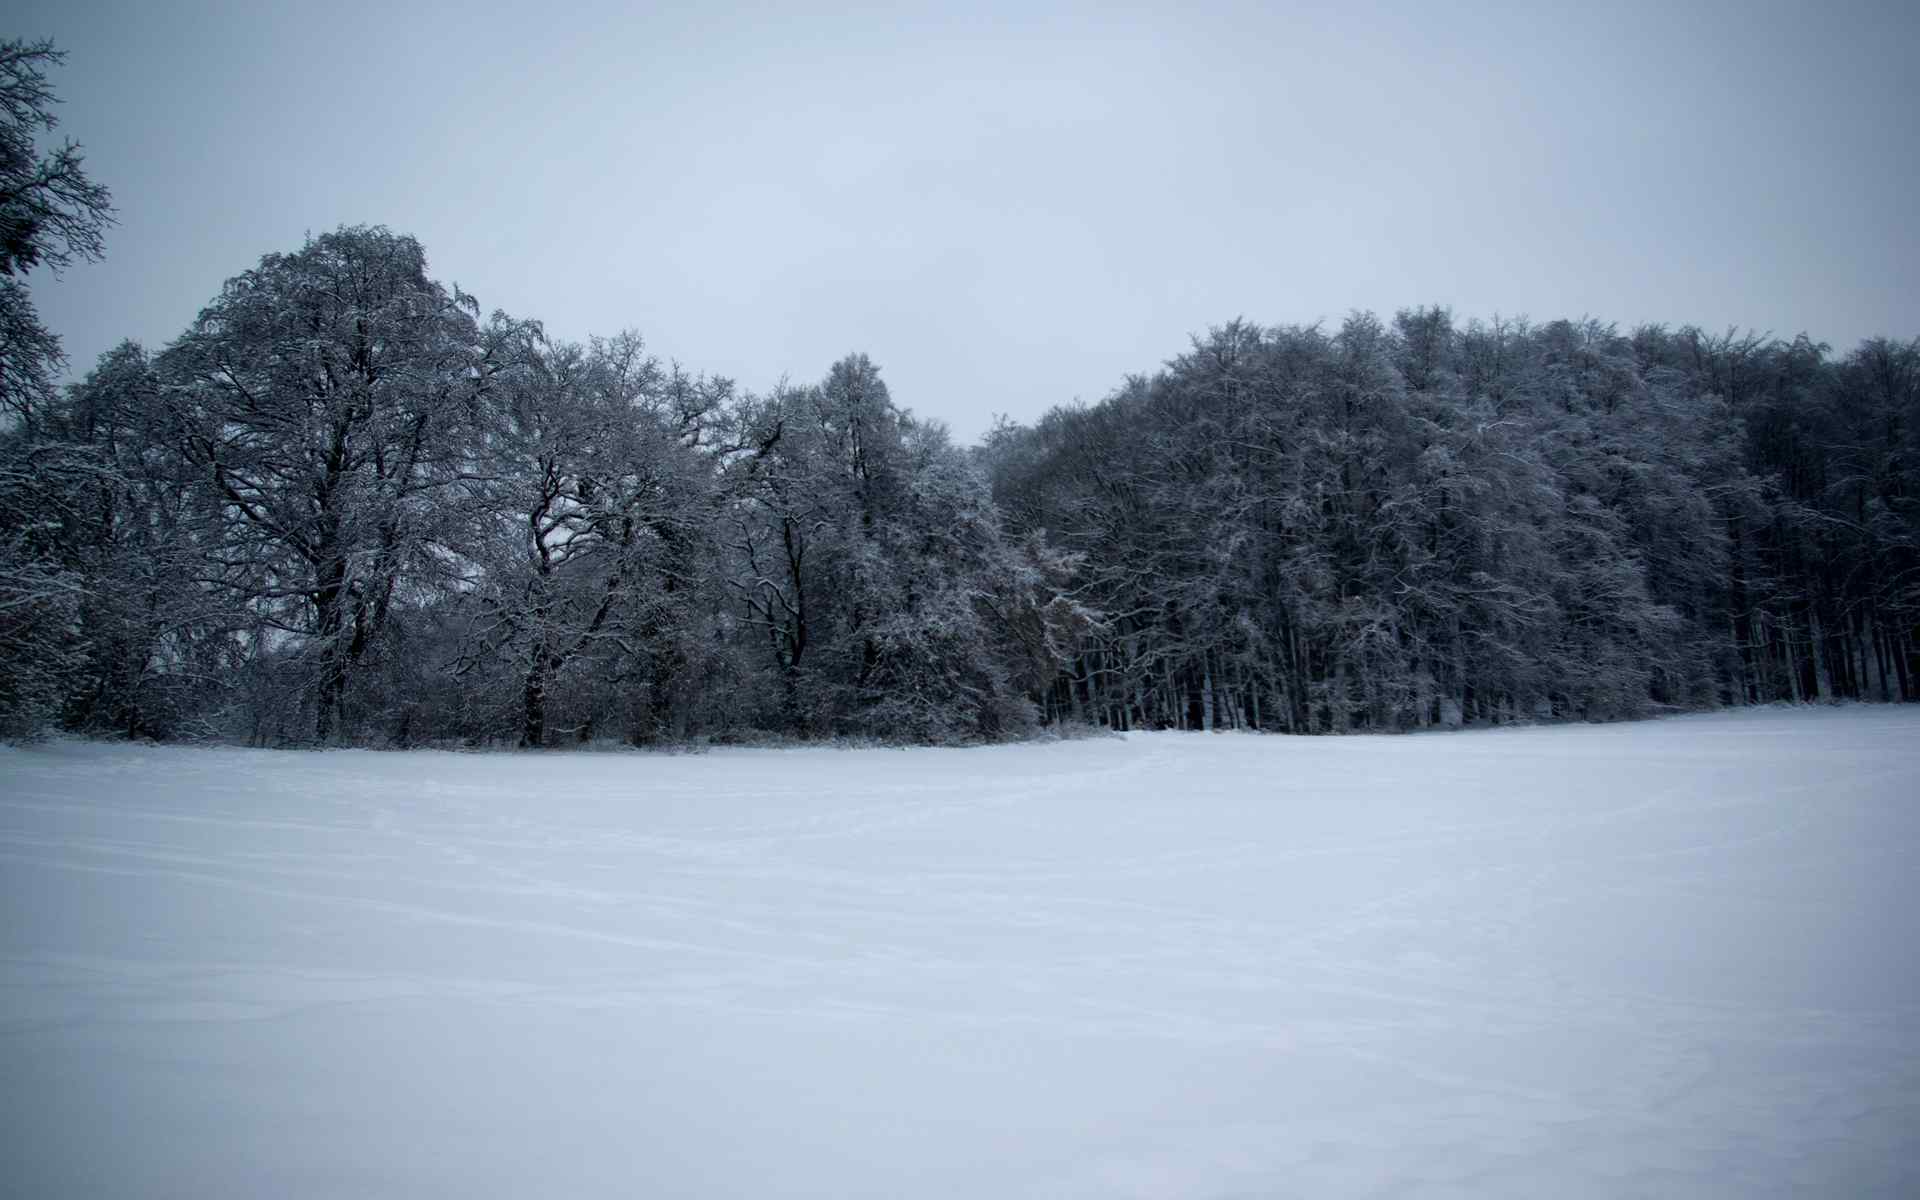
[11,0,1918,442]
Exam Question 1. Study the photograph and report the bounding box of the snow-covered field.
[2,709,1917,1198]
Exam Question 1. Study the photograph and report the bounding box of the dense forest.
[1,40,1915,746]
[985,313,1919,732]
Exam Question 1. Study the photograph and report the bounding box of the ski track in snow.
[2,708,1917,1198]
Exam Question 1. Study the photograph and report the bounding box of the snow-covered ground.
[2,708,1917,1198]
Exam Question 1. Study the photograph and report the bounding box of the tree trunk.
[312,565,347,742]
[1809,605,1832,701]
[521,658,548,748]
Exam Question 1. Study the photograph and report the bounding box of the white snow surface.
[3,708,1918,1198]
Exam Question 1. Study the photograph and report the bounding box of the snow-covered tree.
[459,329,720,746]
[0,38,113,735]
[157,227,501,742]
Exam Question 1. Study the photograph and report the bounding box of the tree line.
[1,39,1914,746]
[984,313,1918,732]
[2,220,1086,745]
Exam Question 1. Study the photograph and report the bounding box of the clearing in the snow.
[2,707,1917,1198]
